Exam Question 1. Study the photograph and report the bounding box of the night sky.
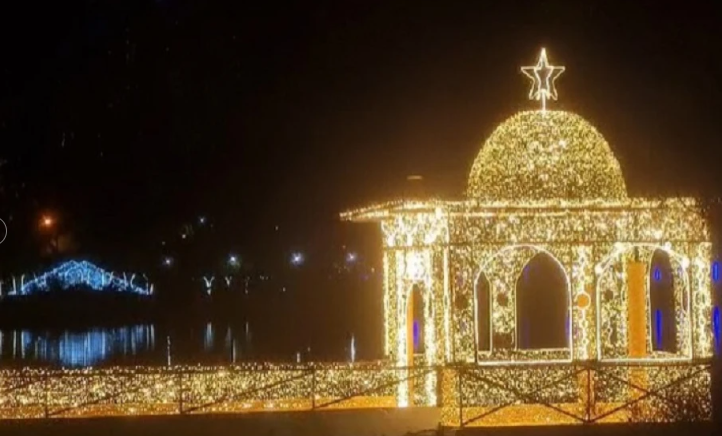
[1,1,722,273]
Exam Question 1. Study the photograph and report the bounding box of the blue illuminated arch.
[19,260,151,296]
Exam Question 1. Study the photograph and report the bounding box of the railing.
[440,360,713,427]
[0,360,713,426]
[0,363,435,419]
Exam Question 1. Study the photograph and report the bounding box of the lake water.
[0,321,369,368]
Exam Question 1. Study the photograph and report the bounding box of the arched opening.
[649,250,677,353]
[410,284,425,354]
[516,253,569,349]
[475,272,491,352]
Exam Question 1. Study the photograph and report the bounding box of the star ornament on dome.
[521,48,565,112]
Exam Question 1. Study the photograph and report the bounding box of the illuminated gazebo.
[342,49,714,426]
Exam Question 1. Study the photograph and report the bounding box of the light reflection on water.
[0,326,155,367]
[0,323,250,368]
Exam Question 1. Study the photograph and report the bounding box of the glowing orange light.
[40,215,54,228]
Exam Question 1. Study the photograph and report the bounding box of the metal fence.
[0,360,713,426]
[440,360,713,427]
[0,364,435,419]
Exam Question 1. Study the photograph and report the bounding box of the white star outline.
[521,48,565,111]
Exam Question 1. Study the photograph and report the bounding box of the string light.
[0,363,419,419]
[438,362,711,426]
[17,260,151,296]
[345,178,711,368]
[467,110,628,202]
[0,362,707,423]
[342,49,713,423]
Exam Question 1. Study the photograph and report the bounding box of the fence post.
[457,366,463,427]
[178,370,184,415]
[311,368,317,410]
[43,372,49,418]
[586,364,592,423]
[436,365,443,408]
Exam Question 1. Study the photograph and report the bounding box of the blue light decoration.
[655,309,663,350]
[18,260,152,296]
[413,320,420,351]
[714,306,720,355]
[653,267,661,282]
[712,261,719,282]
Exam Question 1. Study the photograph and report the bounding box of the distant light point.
[290,252,304,266]
[40,215,54,228]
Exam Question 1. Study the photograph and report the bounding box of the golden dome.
[467,110,628,202]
